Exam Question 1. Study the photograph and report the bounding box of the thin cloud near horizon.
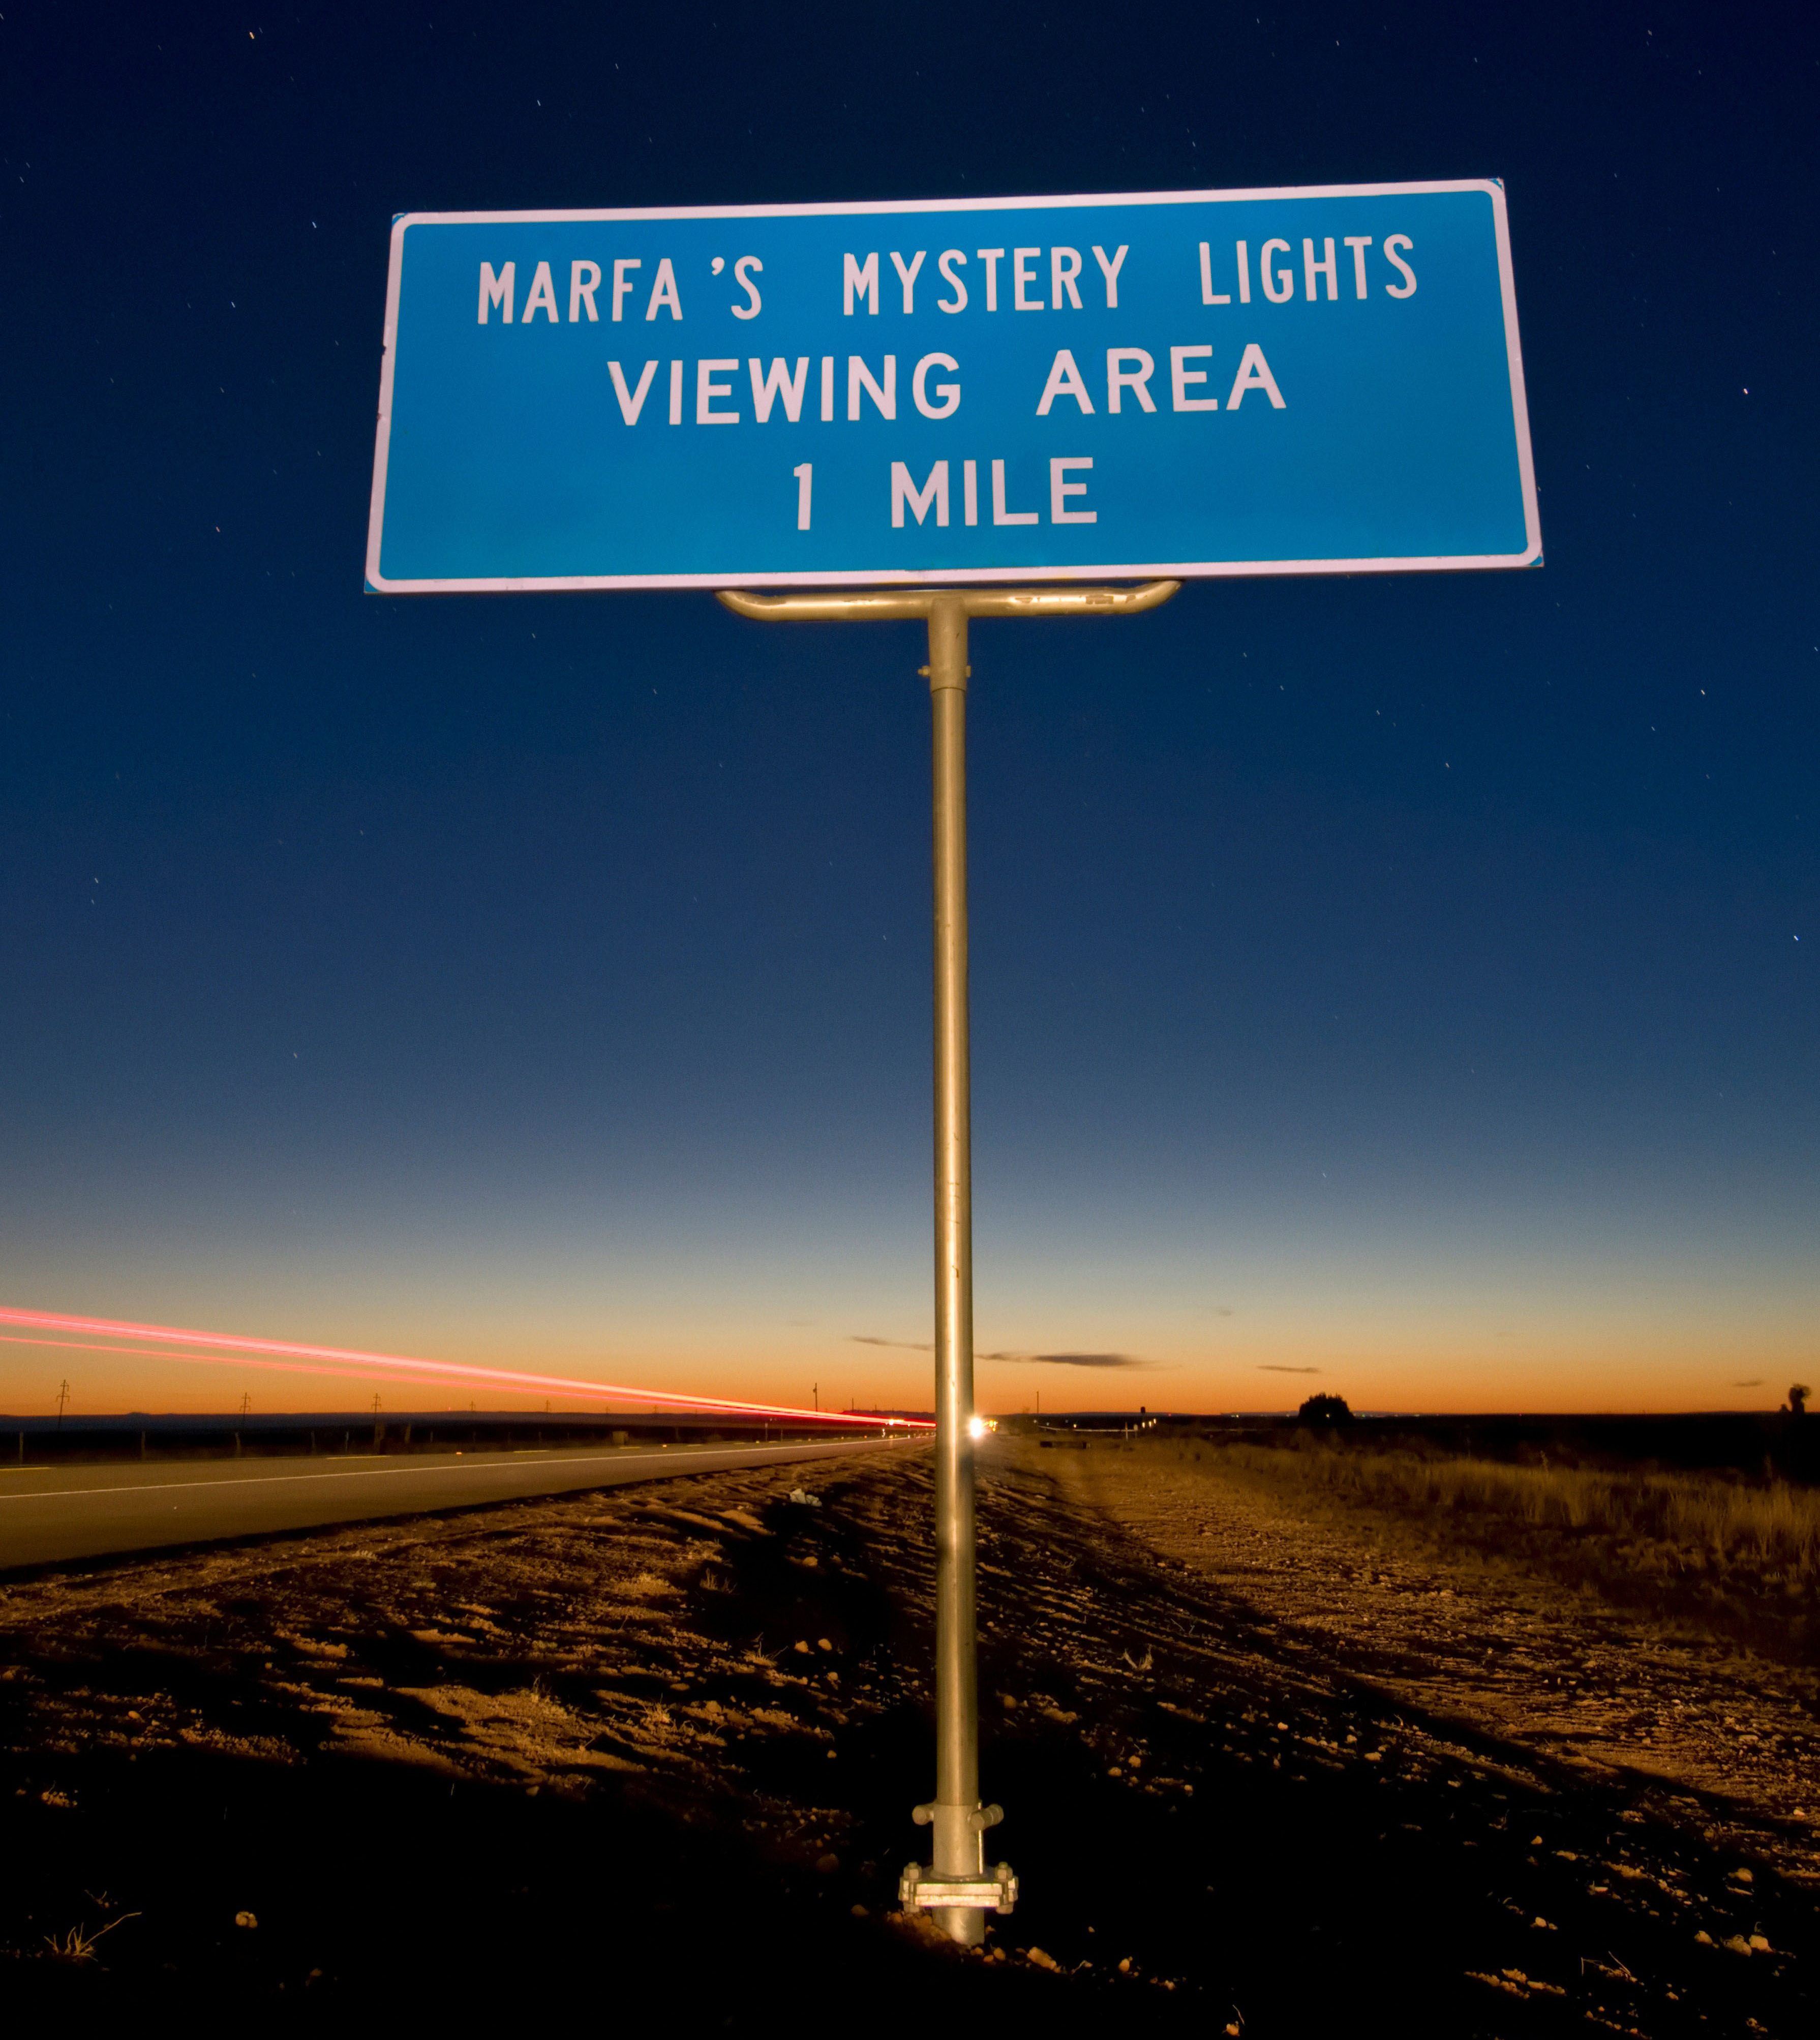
[1257,1364,1322,1375]
[985,1351,1151,1371]
[850,1336,1150,1371]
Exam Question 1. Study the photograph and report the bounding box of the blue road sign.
[365,182,1539,592]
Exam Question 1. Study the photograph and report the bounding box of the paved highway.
[0,1435,913,1571]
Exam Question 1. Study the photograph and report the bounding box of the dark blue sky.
[2,2,1814,1414]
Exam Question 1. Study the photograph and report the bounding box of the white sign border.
[365,180,1541,594]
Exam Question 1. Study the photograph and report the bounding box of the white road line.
[0,1439,891,1505]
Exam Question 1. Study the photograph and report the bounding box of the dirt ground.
[2,1437,1813,2034]
[1048,1437,1820,1837]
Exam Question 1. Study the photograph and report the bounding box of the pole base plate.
[898,1862,1018,1912]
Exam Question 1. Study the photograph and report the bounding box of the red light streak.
[0,1308,932,1430]
[0,1334,584,1403]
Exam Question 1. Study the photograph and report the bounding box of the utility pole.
[55,1379,71,1430]
[719,580,1176,1945]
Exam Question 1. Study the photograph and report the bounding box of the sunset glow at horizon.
[0,1307,930,1428]
[0,1284,1807,1423]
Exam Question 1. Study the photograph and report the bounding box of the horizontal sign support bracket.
[715,580,1180,627]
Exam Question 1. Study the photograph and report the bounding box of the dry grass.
[41,1911,137,1962]
[1244,1443,1819,1571]
[1171,1435,1820,1652]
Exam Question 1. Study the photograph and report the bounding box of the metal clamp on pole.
[718,580,1178,1944]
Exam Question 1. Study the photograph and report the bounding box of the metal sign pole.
[925,593,983,1944]
[719,580,1177,1939]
